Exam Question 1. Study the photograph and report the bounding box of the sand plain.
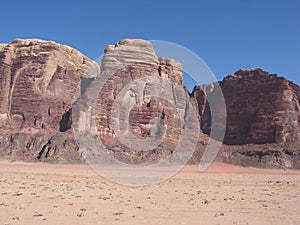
[0,161,299,225]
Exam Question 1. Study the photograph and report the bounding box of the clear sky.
[1,0,299,90]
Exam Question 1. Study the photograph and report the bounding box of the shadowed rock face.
[193,68,300,145]
[0,133,82,163]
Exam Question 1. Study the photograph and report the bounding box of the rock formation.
[193,68,300,145]
[192,68,300,169]
[0,38,299,169]
[0,39,99,131]
[73,39,200,165]
[0,39,99,162]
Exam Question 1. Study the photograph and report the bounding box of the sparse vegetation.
[113,211,124,216]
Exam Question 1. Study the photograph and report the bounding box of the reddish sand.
[184,162,300,175]
[0,161,299,225]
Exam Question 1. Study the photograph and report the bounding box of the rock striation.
[0,38,299,169]
[191,68,300,169]
[0,39,99,162]
[193,68,300,145]
[0,39,99,131]
[74,39,200,164]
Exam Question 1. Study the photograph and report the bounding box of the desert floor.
[0,161,299,225]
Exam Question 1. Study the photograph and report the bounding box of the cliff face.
[0,39,99,163]
[0,38,299,169]
[193,68,300,145]
[74,39,200,164]
[0,39,99,132]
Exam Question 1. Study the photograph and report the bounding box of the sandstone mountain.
[72,39,199,165]
[0,39,99,163]
[193,68,300,145]
[0,38,299,169]
[192,68,300,168]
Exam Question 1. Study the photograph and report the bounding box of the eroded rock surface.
[193,68,300,145]
[192,68,300,169]
[74,39,200,165]
[0,39,99,131]
[0,39,99,162]
[0,38,300,169]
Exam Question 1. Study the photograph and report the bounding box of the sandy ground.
[0,161,299,225]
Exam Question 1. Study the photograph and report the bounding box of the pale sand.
[0,161,299,225]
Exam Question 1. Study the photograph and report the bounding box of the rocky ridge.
[0,38,299,169]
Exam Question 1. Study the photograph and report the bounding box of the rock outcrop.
[192,68,300,169]
[0,132,81,163]
[0,39,99,131]
[0,38,299,169]
[193,68,300,145]
[74,39,200,165]
[0,39,99,162]
[220,143,300,169]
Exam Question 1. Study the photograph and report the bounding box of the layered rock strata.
[0,39,99,162]
[74,39,200,164]
[193,68,300,145]
[0,38,299,169]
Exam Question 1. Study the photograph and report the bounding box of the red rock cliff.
[193,68,300,145]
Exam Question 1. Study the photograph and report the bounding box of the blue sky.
[1,0,299,90]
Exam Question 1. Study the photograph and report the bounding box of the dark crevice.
[37,139,51,159]
[59,108,72,132]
